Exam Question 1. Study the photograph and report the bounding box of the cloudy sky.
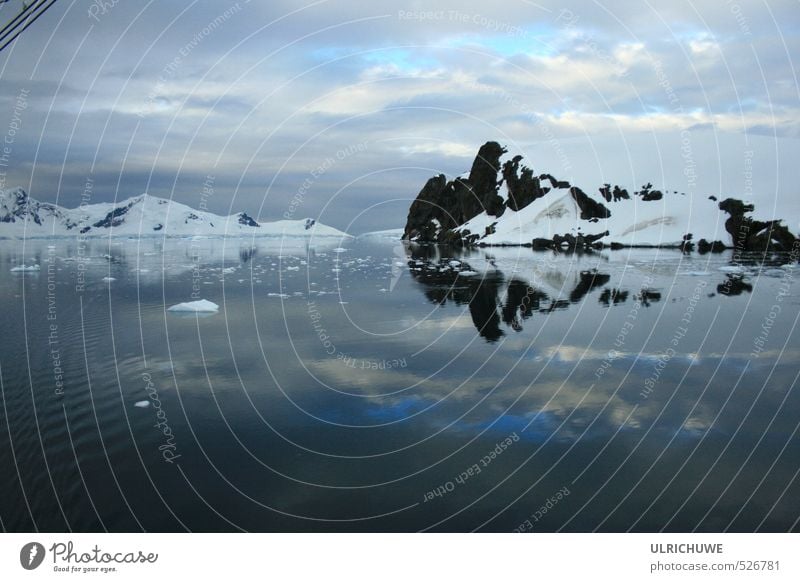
[0,0,797,232]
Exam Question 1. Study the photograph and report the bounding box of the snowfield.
[456,190,730,247]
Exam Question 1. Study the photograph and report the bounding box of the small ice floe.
[332,248,347,253]
[167,299,220,312]
[267,293,289,298]
[221,267,236,274]
[286,266,300,271]
[718,265,746,274]
[10,264,40,272]
[448,260,461,268]
[102,277,116,282]
[684,271,711,276]
[134,400,150,408]
[458,270,479,277]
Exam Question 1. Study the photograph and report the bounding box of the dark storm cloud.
[0,0,797,232]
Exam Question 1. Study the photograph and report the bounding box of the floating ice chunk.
[134,400,150,408]
[221,267,236,274]
[167,299,220,312]
[10,264,40,272]
[286,266,300,271]
[267,293,289,298]
[448,260,461,267]
[333,248,347,253]
[102,277,116,282]
[458,270,479,277]
[718,265,746,274]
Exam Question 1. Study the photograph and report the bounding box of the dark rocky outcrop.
[719,198,797,252]
[697,238,726,254]
[467,141,507,217]
[569,187,611,220]
[93,199,136,228]
[503,155,549,211]
[637,183,663,201]
[402,141,798,252]
[403,142,507,243]
[237,212,260,227]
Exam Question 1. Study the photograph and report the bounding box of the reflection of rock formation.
[406,249,654,341]
[718,275,753,296]
[403,245,772,340]
[599,288,629,306]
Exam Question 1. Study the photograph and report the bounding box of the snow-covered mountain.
[455,183,728,247]
[403,142,799,250]
[0,188,349,239]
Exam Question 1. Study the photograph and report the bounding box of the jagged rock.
[93,200,136,228]
[600,185,632,203]
[637,183,663,201]
[612,186,630,201]
[719,198,797,252]
[402,174,449,241]
[680,233,694,253]
[570,187,611,220]
[503,156,549,211]
[539,174,570,189]
[697,239,727,253]
[468,142,507,217]
[403,142,507,242]
[237,212,259,227]
[531,237,555,250]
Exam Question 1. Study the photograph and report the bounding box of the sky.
[0,0,797,233]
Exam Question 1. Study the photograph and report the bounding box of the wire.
[0,0,59,54]
[0,0,46,39]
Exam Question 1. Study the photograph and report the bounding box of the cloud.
[0,0,797,232]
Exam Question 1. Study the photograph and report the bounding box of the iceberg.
[167,299,220,312]
[10,264,40,272]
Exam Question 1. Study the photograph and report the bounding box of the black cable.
[0,0,59,54]
[0,0,46,40]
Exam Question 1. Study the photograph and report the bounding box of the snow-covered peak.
[0,188,350,239]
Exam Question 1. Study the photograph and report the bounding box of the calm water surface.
[0,235,798,532]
